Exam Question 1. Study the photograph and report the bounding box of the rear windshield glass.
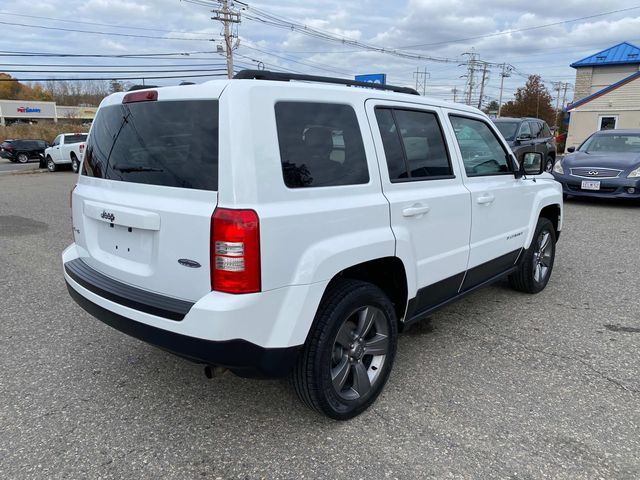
[82,100,219,191]
[65,134,87,144]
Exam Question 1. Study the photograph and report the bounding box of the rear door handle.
[476,194,495,205]
[402,204,431,217]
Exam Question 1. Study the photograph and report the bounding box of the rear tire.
[71,154,79,173]
[291,279,398,420]
[17,153,28,163]
[46,156,57,172]
[509,217,556,294]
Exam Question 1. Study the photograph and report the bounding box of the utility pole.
[497,63,512,117]
[561,83,570,112]
[552,81,562,130]
[452,87,459,103]
[477,61,489,109]
[212,0,241,79]
[413,66,430,95]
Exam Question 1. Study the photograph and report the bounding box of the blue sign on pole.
[355,73,387,85]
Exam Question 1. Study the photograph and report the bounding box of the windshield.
[579,134,640,153]
[493,121,520,141]
[82,100,219,191]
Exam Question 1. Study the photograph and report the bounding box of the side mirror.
[521,152,544,175]
[567,146,576,153]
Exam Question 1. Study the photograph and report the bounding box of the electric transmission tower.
[413,67,430,95]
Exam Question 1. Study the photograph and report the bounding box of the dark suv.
[0,139,49,166]
[492,117,557,172]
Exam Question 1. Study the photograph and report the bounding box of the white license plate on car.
[581,180,600,191]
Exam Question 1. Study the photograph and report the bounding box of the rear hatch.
[72,92,220,302]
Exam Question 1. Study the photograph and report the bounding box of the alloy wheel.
[330,306,389,401]
[17,153,28,163]
[532,229,552,283]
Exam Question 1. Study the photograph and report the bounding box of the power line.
[240,45,354,76]
[0,20,212,42]
[0,73,228,82]
[0,68,226,73]
[0,62,227,68]
[0,49,215,58]
[0,11,185,33]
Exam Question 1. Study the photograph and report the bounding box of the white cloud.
[1,0,639,103]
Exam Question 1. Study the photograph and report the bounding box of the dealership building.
[565,42,640,148]
[0,99,96,126]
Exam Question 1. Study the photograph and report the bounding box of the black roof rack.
[127,84,158,91]
[233,70,419,96]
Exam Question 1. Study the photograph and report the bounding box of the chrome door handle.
[476,194,495,205]
[402,204,431,217]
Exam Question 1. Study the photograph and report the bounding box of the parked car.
[0,139,49,165]
[492,117,557,172]
[63,71,563,420]
[45,133,87,172]
[552,129,640,199]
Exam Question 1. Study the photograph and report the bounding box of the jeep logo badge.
[101,210,115,222]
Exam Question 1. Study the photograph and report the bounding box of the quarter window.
[375,107,452,181]
[275,102,369,188]
[449,115,511,177]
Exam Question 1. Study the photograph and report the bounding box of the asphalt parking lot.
[0,158,40,174]
[1,172,639,479]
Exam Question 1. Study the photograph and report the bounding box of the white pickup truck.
[45,133,87,173]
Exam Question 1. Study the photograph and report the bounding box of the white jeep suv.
[63,71,562,420]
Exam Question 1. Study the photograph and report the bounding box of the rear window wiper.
[112,165,164,173]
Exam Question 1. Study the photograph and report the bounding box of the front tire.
[545,156,555,173]
[17,153,29,163]
[292,279,398,420]
[509,217,556,294]
[46,156,57,172]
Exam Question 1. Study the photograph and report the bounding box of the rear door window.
[375,107,452,181]
[275,102,369,188]
[82,100,219,191]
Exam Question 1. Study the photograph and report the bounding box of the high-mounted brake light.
[122,90,158,104]
[211,208,261,294]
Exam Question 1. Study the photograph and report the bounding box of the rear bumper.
[553,173,640,198]
[63,245,329,377]
[66,282,300,377]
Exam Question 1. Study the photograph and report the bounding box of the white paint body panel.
[65,79,562,350]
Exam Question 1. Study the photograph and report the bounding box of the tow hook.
[204,365,228,378]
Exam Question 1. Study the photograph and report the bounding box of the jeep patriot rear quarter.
[63,71,562,420]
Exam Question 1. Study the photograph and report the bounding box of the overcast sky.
[1,0,640,106]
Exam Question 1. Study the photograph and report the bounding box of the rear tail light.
[211,208,260,294]
[122,90,158,104]
[79,143,85,152]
